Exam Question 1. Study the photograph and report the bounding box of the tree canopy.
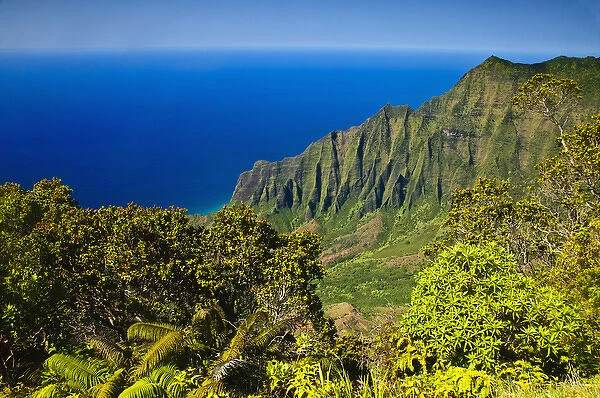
[0,184,325,386]
[512,73,583,149]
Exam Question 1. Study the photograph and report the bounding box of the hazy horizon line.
[1,46,597,66]
[0,44,597,56]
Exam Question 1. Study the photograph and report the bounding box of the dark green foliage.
[444,178,515,245]
[196,205,278,319]
[434,178,559,271]
[30,353,124,398]
[228,57,600,334]
[29,307,299,398]
[33,352,185,398]
[7,58,600,397]
[398,366,494,398]
[192,310,299,397]
[127,323,186,378]
[117,365,187,398]
[0,180,202,366]
[44,354,112,391]
[333,334,368,378]
[0,186,327,391]
[197,204,324,326]
[537,115,600,373]
[401,113,600,396]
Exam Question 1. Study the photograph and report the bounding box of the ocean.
[0,49,545,214]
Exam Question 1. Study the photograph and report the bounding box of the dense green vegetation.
[2,66,600,397]
[0,193,329,396]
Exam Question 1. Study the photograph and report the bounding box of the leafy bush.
[401,243,588,376]
[265,360,350,398]
[399,366,494,398]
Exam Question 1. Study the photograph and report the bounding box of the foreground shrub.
[400,243,589,376]
[399,366,494,398]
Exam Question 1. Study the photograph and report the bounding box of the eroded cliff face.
[233,105,413,218]
[232,56,600,251]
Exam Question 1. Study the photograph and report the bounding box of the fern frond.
[250,316,297,350]
[133,330,185,378]
[117,366,186,398]
[117,378,166,398]
[167,380,187,398]
[148,365,179,388]
[223,311,268,361]
[211,358,250,381]
[45,353,109,390]
[188,379,227,398]
[191,305,226,327]
[219,338,244,365]
[198,330,231,353]
[239,311,269,334]
[90,368,126,398]
[149,365,187,398]
[25,364,44,386]
[183,337,212,354]
[29,383,61,398]
[127,322,181,343]
[89,338,127,367]
[191,305,228,348]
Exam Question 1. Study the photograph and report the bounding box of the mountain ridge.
[231,55,600,256]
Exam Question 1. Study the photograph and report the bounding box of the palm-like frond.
[127,322,181,343]
[132,330,185,378]
[118,365,185,398]
[191,305,228,349]
[25,364,44,387]
[89,338,127,368]
[149,365,178,388]
[182,337,212,354]
[29,383,61,398]
[89,368,126,398]
[202,310,291,392]
[167,379,187,398]
[240,310,269,333]
[221,311,268,362]
[211,358,251,381]
[117,378,166,398]
[45,353,110,391]
[191,305,226,327]
[152,365,187,398]
[191,359,258,398]
[187,379,227,398]
[250,316,297,351]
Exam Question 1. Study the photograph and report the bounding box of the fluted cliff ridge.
[232,55,600,256]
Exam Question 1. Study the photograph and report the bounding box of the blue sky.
[0,0,598,55]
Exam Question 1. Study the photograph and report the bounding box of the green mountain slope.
[231,55,600,319]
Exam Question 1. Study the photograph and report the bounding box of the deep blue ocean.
[0,49,545,214]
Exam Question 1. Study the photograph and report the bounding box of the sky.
[0,0,598,55]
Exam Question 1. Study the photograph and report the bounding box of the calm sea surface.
[0,49,539,214]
